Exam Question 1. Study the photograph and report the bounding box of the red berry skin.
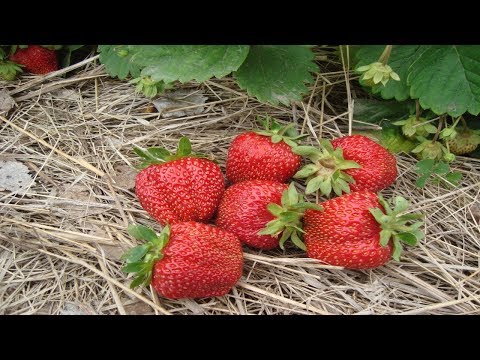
[9,45,58,74]
[331,135,397,192]
[215,180,288,249]
[304,191,392,269]
[135,157,225,226]
[226,132,301,184]
[152,222,243,299]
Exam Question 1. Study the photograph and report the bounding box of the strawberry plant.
[97,45,318,106]
[350,45,480,187]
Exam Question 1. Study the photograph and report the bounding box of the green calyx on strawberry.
[0,60,23,81]
[369,194,424,261]
[292,139,361,196]
[257,182,322,250]
[254,115,307,147]
[446,128,480,155]
[133,136,211,169]
[393,116,437,139]
[122,222,243,299]
[412,137,454,162]
[122,224,171,289]
[130,76,169,98]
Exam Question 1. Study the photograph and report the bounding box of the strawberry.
[303,191,423,269]
[446,128,480,155]
[293,135,397,196]
[225,116,303,184]
[134,137,225,226]
[9,45,58,74]
[122,222,243,299]
[215,181,321,250]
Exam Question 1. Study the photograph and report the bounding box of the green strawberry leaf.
[445,171,463,186]
[98,45,142,80]
[415,173,430,188]
[357,125,417,154]
[355,45,422,101]
[234,45,318,106]
[407,45,480,116]
[415,159,435,174]
[136,45,250,83]
[432,161,450,175]
[127,224,159,242]
[354,98,416,124]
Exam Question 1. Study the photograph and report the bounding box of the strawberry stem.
[255,115,306,148]
[378,45,393,65]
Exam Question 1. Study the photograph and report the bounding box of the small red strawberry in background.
[293,134,397,196]
[303,190,423,269]
[216,181,321,250]
[122,222,243,299]
[9,45,59,74]
[226,116,303,184]
[134,137,225,226]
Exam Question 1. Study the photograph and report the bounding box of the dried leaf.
[0,160,34,194]
[124,301,154,315]
[0,90,16,114]
[152,90,207,118]
[111,165,137,190]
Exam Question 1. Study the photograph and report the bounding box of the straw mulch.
[1,49,479,315]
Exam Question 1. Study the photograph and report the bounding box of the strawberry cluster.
[124,116,424,300]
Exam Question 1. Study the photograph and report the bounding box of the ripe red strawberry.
[134,137,224,226]
[293,135,397,196]
[122,222,243,299]
[226,116,303,184]
[9,45,58,74]
[303,190,423,269]
[215,181,321,250]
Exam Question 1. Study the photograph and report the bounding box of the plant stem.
[432,115,445,143]
[415,100,421,121]
[460,116,468,130]
[378,45,393,65]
